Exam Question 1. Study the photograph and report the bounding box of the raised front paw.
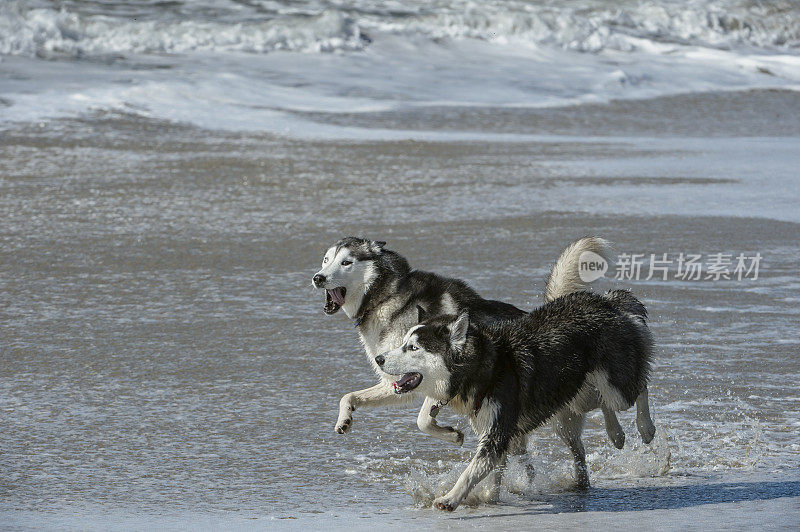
[433,497,457,512]
[335,415,353,434]
[447,427,464,446]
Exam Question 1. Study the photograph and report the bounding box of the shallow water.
[2,106,800,527]
[2,0,800,527]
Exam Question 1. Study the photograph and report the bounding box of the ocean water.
[2,0,800,135]
[2,1,800,529]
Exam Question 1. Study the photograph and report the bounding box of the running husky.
[376,289,655,511]
[312,237,654,449]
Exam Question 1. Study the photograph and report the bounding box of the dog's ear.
[448,311,469,351]
[367,240,386,255]
[416,305,427,323]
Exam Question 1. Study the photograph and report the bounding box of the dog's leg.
[575,387,626,450]
[636,385,656,444]
[481,452,508,503]
[552,409,590,490]
[504,435,535,494]
[433,440,506,512]
[417,397,464,446]
[602,406,626,449]
[516,435,536,480]
[486,437,530,498]
[484,435,533,499]
[585,378,627,449]
[335,383,410,434]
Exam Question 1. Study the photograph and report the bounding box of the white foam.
[1,1,800,136]
[2,1,799,58]
[0,4,366,56]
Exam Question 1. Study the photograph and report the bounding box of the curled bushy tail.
[604,289,648,323]
[544,237,613,302]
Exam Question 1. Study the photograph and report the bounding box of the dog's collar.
[429,399,449,417]
[353,317,363,328]
[429,389,487,416]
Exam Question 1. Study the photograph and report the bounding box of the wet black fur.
[416,290,653,459]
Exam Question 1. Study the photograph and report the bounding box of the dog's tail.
[604,289,648,323]
[544,236,613,302]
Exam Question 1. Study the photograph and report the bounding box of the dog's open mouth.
[324,287,346,314]
[392,372,423,394]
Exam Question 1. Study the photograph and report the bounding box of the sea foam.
[1,1,800,134]
[2,0,799,58]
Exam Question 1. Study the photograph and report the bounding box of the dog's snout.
[375,354,385,367]
[313,274,326,287]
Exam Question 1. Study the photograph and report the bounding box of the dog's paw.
[334,416,353,434]
[433,497,457,512]
[446,427,464,446]
[570,476,591,492]
[638,418,656,444]
[509,456,536,491]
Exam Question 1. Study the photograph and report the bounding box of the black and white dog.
[376,289,655,511]
[312,237,654,450]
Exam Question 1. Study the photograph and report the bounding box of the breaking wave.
[374,0,800,53]
[0,4,368,57]
[1,0,799,59]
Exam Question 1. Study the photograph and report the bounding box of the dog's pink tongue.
[328,288,345,306]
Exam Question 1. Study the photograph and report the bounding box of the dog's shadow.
[458,480,800,519]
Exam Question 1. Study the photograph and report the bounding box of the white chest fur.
[445,396,498,438]
[357,301,415,375]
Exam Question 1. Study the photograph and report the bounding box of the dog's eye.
[408,344,418,351]
[341,260,353,266]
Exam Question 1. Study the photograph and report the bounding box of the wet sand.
[2,89,800,528]
[298,89,800,138]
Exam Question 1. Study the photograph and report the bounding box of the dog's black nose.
[375,354,385,367]
[313,274,326,287]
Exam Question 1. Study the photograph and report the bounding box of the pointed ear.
[448,311,469,351]
[416,305,427,323]
[368,240,387,255]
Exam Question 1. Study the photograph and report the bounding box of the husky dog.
[376,289,655,511]
[312,237,652,449]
